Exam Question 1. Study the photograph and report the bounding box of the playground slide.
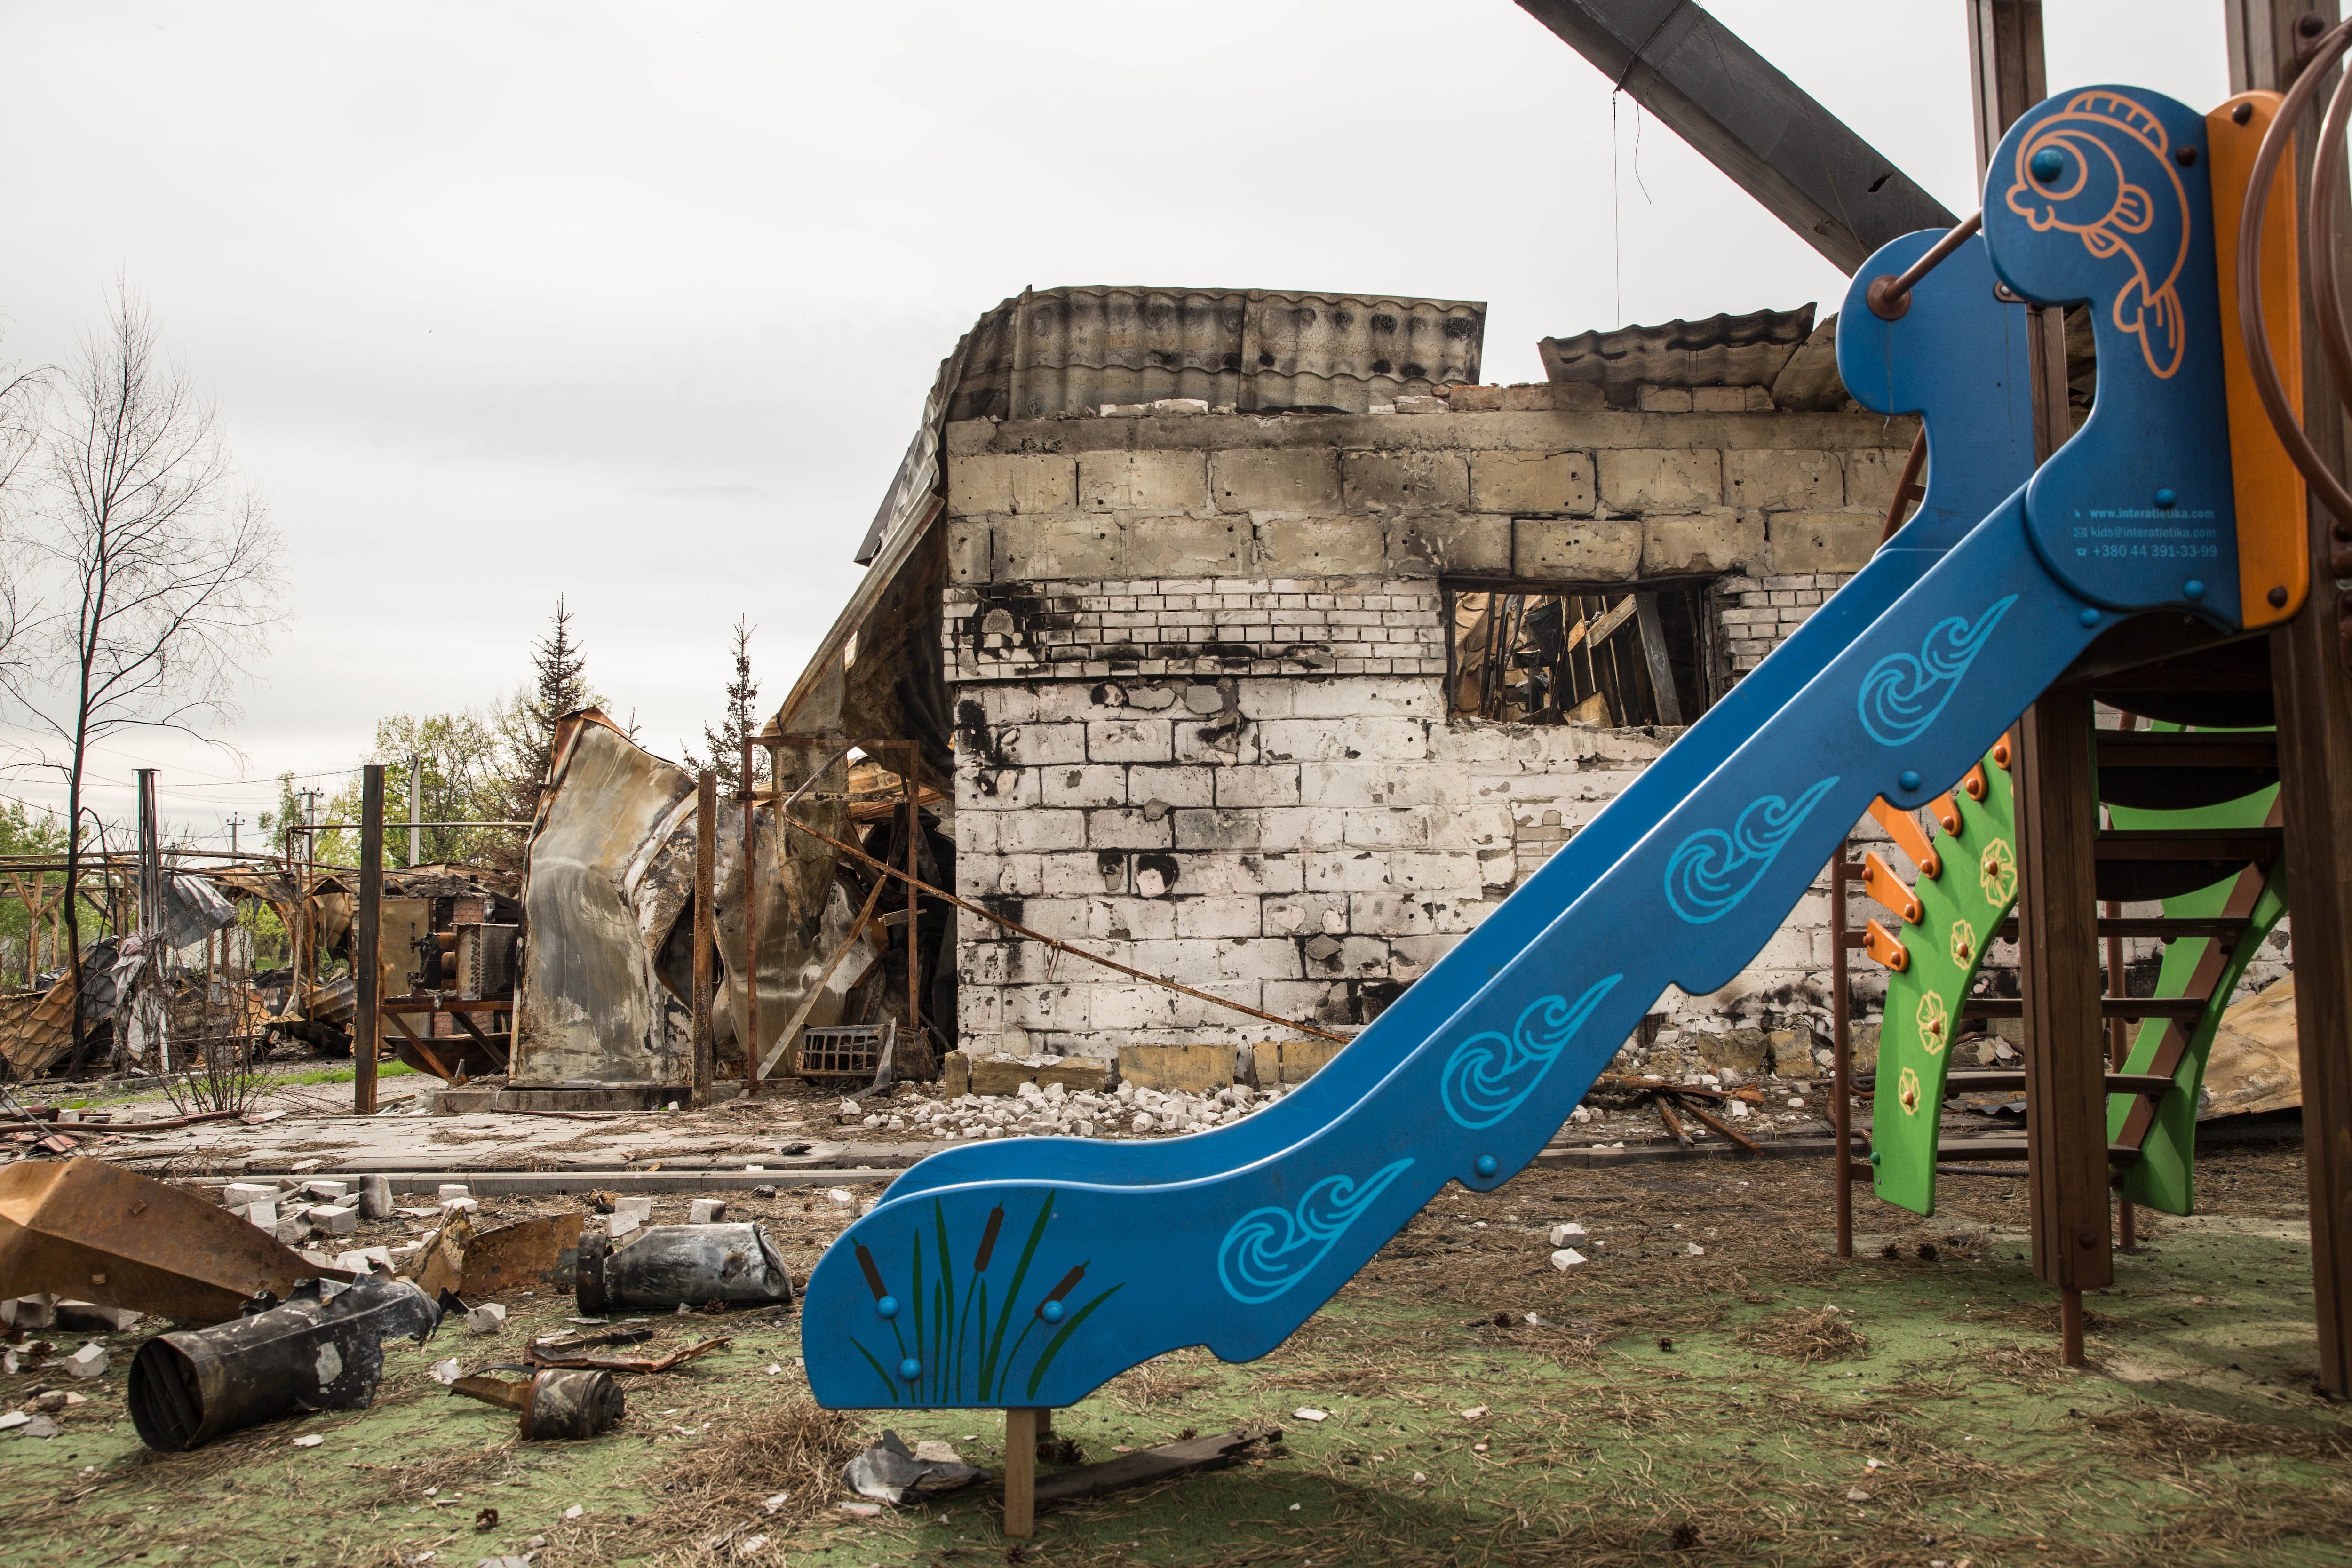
[804,86,2280,1410]
[883,231,2035,1208]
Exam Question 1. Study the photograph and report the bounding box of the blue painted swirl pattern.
[1440,975,1625,1130]
[1216,1158,1414,1305]
[1856,596,2017,746]
[1664,777,1842,924]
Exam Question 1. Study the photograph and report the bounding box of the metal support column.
[355,764,384,1116]
[693,769,716,1108]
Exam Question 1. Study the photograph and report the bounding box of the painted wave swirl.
[1216,1158,1414,1305]
[1664,777,1842,925]
[1856,597,2017,746]
[1440,975,1625,1130]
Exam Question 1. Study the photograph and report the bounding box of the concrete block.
[1388,512,1512,575]
[688,1199,729,1224]
[1000,723,1089,767]
[333,1247,396,1275]
[966,1055,1112,1096]
[61,1342,108,1380]
[1088,719,1173,764]
[1726,449,1842,511]
[436,1182,473,1202]
[1173,807,1260,850]
[942,1052,971,1097]
[1641,510,1765,575]
[1512,517,1640,580]
[1255,517,1388,575]
[1636,385,1693,412]
[1549,1222,1590,1248]
[222,1183,275,1208]
[299,1180,350,1202]
[1127,515,1248,576]
[1174,896,1264,939]
[1089,807,1174,849]
[464,1303,508,1336]
[1844,446,1915,511]
[1040,764,1127,808]
[1766,511,1878,574]
[612,1196,654,1226]
[1000,809,1087,853]
[1118,1043,1237,1093]
[1500,383,1557,411]
[243,1199,279,1230]
[1210,449,1342,513]
[1255,716,1430,765]
[1470,451,1595,514]
[1597,448,1721,512]
[949,452,1077,517]
[358,1175,394,1221]
[1343,451,1470,511]
[1691,386,1763,412]
[1079,450,1209,512]
[1212,764,1302,808]
[947,519,992,584]
[1449,385,1503,412]
[310,1203,359,1236]
[994,516,1121,581]
[1270,1037,1347,1084]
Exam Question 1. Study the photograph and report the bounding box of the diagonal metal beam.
[1516,0,1957,273]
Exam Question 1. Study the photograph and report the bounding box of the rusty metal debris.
[0,1158,351,1324]
[405,1212,583,1299]
[449,1367,625,1441]
[574,1222,794,1314]
[524,1333,730,1374]
[126,1274,442,1451]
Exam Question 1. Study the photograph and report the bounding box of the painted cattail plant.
[842,1191,1124,1407]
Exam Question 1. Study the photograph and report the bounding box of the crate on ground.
[796,1020,895,1082]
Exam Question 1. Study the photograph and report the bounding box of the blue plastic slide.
[805,86,2260,1410]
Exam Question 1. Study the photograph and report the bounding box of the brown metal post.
[742,739,760,1097]
[2231,0,2352,1397]
[693,770,716,1107]
[1829,839,1853,1257]
[354,765,384,1116]
[2016,700,2110,1366]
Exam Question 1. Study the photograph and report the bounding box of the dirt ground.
[3,1140,2347,1568]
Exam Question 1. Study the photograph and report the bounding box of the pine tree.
[683,617,768,796]
[498,597,593,821]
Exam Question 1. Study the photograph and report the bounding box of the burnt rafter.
[1515,0,1957,273]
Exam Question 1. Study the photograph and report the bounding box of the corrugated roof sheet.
[855,285,1486,565]
[1537,304,1816,399]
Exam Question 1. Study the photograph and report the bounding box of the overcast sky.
[0,0,2228,850]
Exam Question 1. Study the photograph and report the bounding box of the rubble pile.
[851,1080,1295,1140]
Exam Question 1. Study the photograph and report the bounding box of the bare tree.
[7,284,284,1057]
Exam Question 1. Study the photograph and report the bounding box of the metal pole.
[741,738,760,1097]
[355,765,384,1115]
[135,769,164,1072]
[409,753,423,868]
[693,769,716,1107]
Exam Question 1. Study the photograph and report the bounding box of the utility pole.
[135,769,166,1073]
[409,753,423,868]
[226,813,243,856]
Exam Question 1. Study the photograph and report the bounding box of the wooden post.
[1003,1406,1041,1538]
[2016,701,2111,1366]
[355,764,384,1116]
[692,769,716,1107]
[1829,839,1854,1258]
[902,744,920,1058]
[741,739,760,1096]
[2230,0,2352,1397]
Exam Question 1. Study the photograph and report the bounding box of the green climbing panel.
[1868,725,2288,1218]
[1871,752,2018,1216]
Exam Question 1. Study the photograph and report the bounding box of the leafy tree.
[682,617,768,796]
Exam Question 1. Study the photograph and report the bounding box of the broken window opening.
[1444,580,1716,727]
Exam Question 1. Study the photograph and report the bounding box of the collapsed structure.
[754,285,1924,1083]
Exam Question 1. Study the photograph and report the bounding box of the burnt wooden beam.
[1514,0,1956,273]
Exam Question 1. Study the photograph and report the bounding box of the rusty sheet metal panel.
[0,1159,343,1324]
[514,721,698,1086]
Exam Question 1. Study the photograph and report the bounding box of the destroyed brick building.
[772,284,1924,1079]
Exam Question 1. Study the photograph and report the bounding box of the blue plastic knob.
[2029,147,2066,183]
[875,1295,899,1320]
[1041,1299,1066,1324]
[1898,770,1921,792]
[1474,1154,1499,1178]
[2183,579,2207,600]
[2079,607,2101,628]
[2154,487,2177,509]
[899,1356,923,1381]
